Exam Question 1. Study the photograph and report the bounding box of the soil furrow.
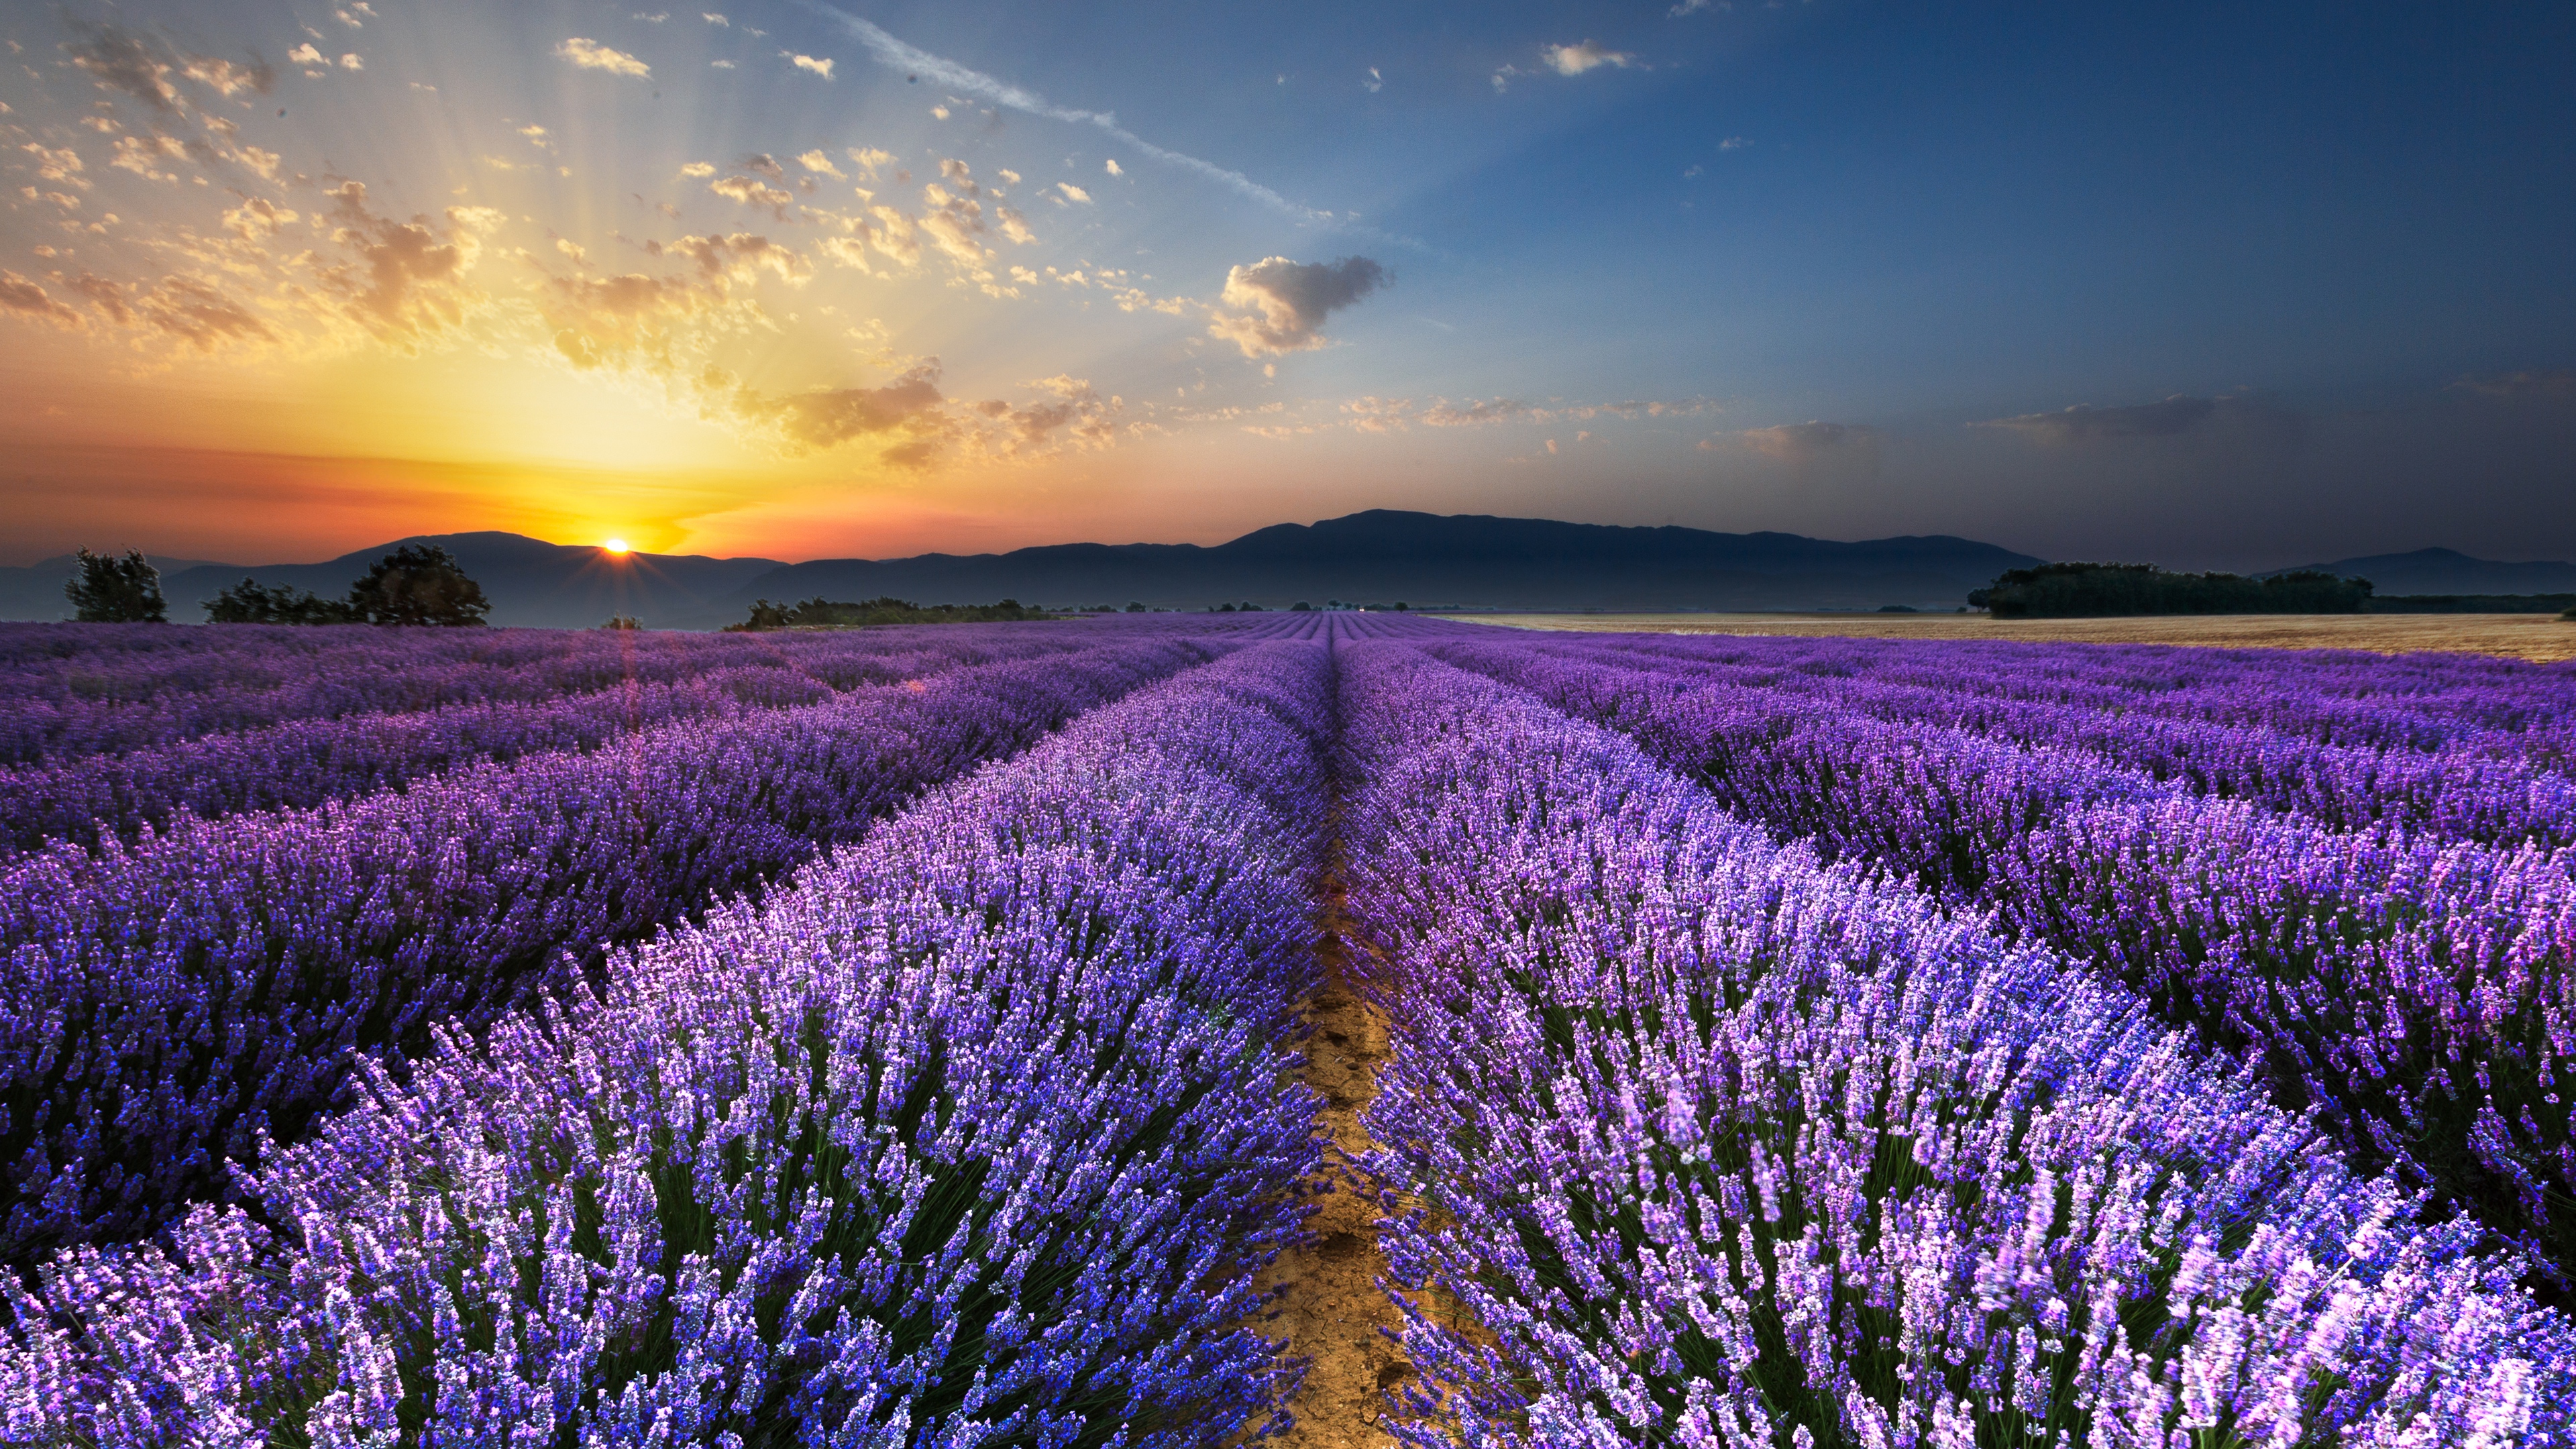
[1260,883,1414,1449]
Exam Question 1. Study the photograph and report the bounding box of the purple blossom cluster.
[1334,639,2571,1448]
[1405,629,2576,1291]
[0,638,1335,1445]
[0,631,1234,1260]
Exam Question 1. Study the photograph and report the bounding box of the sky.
[1,0,2571,570]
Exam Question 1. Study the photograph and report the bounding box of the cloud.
[800,3,1335,225]
[125,273,277,348]
[710,173,796,217]
[557,38,651,77]
[847,148,895,178]
[1364,66,1383,93]
[1104,158,1122,176]
[727,364,946,449]
[796,149,845,178]
[68,273,133,325]
[289,44,327,69]
[338,53,364,71]
[1976,394,2225,443]
[786,52,835,78]
[1740,420,1877,461]
[998,168,1022,185]
[996,205,1035,244]
[1208,254,1387,358]
[66,23,180,111]
[704,12,729,24]
[1543,41,1639,76]
[680,161,716,177]
[21,144,91,191]
[741,153,787,180]
[217,195,300,239]
[863,206,922,268]
[1055,181,1091,204]
[111,133,187,182]
[1719,136,1749,150]
[545,233,809,369]
[317,181,504,343]
[664,231,811,287]
[1423,398,1527,426]
[2451,368,2576,400]
[0,271,83,327]
[181,54,276,99]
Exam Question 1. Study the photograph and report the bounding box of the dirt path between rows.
[1259,883,1415,1449]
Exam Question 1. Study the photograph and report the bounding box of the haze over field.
[1,1,2569,571]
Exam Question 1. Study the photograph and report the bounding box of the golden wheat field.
[1460,611,2576,661]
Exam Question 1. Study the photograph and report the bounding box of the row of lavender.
[0,619,1222,765]
[1388,623,2576,1291]
[0,631,1114,857]
[0,625,1289,1263]
[1470,629,2576,847]
[1572,629,2576,755]
[1336,640,2567,1448]
[2,640,1336,1444]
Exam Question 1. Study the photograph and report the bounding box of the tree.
[345,545,490,627]
[66,549,166,623]
[1125,602,1147,612]
[204,578,354,625]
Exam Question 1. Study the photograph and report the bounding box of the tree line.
[64,546,492,627]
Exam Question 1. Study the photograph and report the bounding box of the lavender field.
[3,614,2572,1448]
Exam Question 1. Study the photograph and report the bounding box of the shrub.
[64,549,165,623]
[202,578,354,625]
[345,544,490,627]
[1973,561,2372,616]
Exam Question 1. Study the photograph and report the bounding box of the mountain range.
[1,514,2564,629]
[2266,547,2576,596]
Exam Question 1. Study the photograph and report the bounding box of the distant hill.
[0,534,785,629]
[0,513,2043,628]
[695,511,2043,626]
[2267,547,2576,596]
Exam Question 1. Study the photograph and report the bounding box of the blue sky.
[1,0,2569,567]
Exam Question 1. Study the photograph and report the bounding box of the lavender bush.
[0,634,1222,1260]
[1336,641,2569,1448]
[0,639,1335,1446]
[1414,630,2576,1293]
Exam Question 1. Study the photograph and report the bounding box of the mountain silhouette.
[0,511,2049,627]
[701,511,2040,626]
[2265,547,2576,596]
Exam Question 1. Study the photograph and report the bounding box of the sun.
[602,538,630,555]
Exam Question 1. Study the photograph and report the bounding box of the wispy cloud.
[785,52,835,79]
[1738,420,1876,461]
[2450,368,2575,400]
[1974,393,2302,445]
[793,1,1331,226]
[1976,394,2219,442]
